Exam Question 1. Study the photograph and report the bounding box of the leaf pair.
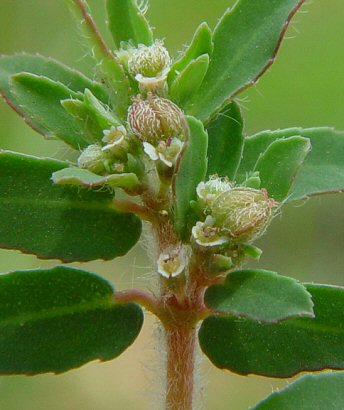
[200,282,344,378]
[238,127,344,202]
[0,54,110,149]
[200,269,344,406]
[206,104,344,202]
[168,23,213,109]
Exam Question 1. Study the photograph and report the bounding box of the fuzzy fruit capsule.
[128,40,171,79]
[211,187,277,243]
[127,93,186,144]
[77,144,108,174]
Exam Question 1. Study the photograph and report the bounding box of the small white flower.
[102,125,127,152]
[157,246,187,279]
[135,67,169,94]
[143,141,159,161]
[143,137,183,167]
[192,216,229,248]
[157,137,184,167]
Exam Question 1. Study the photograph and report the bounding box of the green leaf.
[61,98,104,143]
[251,371,344,410]
[254,136,311,201]
[237,127,344,202]
[106,0,153,48]
[206,102,244,180]
[170,54,209,108]
[52,167,140,189]
[168,22,213,84]
[0,53,108,104]
[199,284,344,377]
[187,0,305,122]
[204,269,314,323]
[83,88,120,129]
[10,73,88,149]
[173,116,208,240]
[0,266,143,374]
[62,90,121,144]
[0,151,142,262]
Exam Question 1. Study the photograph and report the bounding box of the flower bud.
[128,40,171,79]
[77,144,108,174]
[211,188,277,243]
[127,94,186,144]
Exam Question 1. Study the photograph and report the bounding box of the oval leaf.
[254,136,311,201]
[252,372,344,410]
[187,0,305,122]
[205,269,314,323]
[0,151,142,262]
[52,167,140,189]
[170,54,209,108]
[10,73,88,149]
[237,127,344,202]
[106,0,153,47]
[168,22,213,84]
[83,88,121,129]
[206,102,244,180]
[173,116,208,240]
[0,266,143,374]
[199,284,344,377]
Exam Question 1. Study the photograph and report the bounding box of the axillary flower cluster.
[72,39,277,281]
[75,41,187,185]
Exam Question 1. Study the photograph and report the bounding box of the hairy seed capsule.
[211,188,277,243]
[127,93,186,144]
[128,40,171,78]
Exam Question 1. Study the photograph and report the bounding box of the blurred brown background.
[0,1,343,409]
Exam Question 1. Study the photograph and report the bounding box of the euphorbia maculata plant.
[1,0,344,409]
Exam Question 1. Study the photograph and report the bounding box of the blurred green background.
[0,1,343,409]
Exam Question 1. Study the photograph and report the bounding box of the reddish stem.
[114,289,161,318]
[113,199,153,222]
[165,323,197,410]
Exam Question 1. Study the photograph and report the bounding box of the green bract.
[0,0,344,409]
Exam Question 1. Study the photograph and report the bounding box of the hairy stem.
[143,185,210,409]
[165,323,197,410]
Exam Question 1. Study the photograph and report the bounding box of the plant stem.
[114,289,161,318]
[160,266,208,410]
[113,199,153,222]
[143,189,211,409]
[165,323,197,410]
